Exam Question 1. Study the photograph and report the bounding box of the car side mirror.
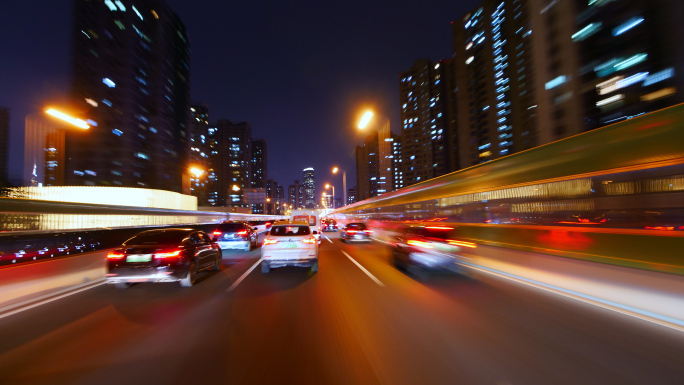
[312,230,318,235]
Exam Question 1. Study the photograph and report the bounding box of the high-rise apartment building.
[188,104,209,204]
[67,0,190,191]
[399,59,456,186]
[453,0,543,168]
[24,114,66,187]
[0,107,9,185]
[568,0,684,130]
[303,167,315,208]
[275,185,284,214]
[207,120,252,207]
[391,133,403,190]
[347,186,358,205]
[355,121,393,200]
[288,179,304,209]
[251,139,267,213]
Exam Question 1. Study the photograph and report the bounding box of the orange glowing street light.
[45,108,90,129]
[332,167,346,206]
[358,111,373,129]
[189,167,204,178]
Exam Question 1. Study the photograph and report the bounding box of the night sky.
[0,0,479,197]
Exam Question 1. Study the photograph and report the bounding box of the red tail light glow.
[107,252,125,260]
[407,240,434,249]
[154,250,182,259]
[301,237,317,244]
[212,231,222,236]
[263,238,278,245]
[447,240,477,248]
[426,226,454,230]
[347,230,358,234]
[237,230,248,235]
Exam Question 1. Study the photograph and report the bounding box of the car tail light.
[212,231,222,237]
[426,226,454,230]
[237,230,248,235]
[366,230,374,233]
[301,237,317,244]
[263,238,278,245]
[107,252,125,260]
[154,250,183,259]
[347,230,358,234]
[447,240,477,248]
[407,240,434,249]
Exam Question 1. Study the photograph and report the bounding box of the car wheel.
[180,261,197,287]
[310,260,318,274]
[114,282,131,289]
[211,253,221,271]
[261,261,270,274]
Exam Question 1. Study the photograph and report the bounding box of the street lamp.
[45,108,90,129]
[324,183,335,207]
[189,167,204,178]
[332,167,346,206]
[358,111,373,129]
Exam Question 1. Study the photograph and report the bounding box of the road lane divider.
[226,258,262,292]
[0,278,105,320]
[324,236,333,244]
[341,251,385,287]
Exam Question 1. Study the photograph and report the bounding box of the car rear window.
[270,225,311,236]
[123,230,189,245]
[347,223,367,230]
[216,223,245,232]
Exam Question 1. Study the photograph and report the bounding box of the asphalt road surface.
[1,231,683,385]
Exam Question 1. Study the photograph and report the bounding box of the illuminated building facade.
[188,104,209,204]
[288,180,304,209]
[391,133,403,190]
[355,121,393,200]
[569,0,684,129]
[207,120,252,207]
[23,114,66,187]
[251,139,267,213]
[303,167,315,208]
[67,0,191,192]
[399,59,456,186]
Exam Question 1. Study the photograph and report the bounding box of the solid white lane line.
[324,236,333,244]
[226,258,262,292]
[0,279,106,320]
[341,251,385,287]
[370,237,391,244]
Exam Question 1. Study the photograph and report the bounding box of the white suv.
[261,221,319,273]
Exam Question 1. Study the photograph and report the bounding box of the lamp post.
[325,183,335,209]
[332,167,346,206]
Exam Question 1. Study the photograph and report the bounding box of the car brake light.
[263,238,278,245]
[213,231,222,236]
[406,240,434,249]
[426,226,454,230]
[237,230,248,235]
[301,237,317,244]
[107,252,125,260]
[366,230,373,233]
[447,240,477,248]
[347,230,358,234]
[154,250,183,259]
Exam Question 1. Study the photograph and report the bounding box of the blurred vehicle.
[391,226,476,278]
[321,218,338,232]
[261,221,319,274]
[340,223,372,243]
[106,228,221,288]
[249,220,273,233]
[290,210,321,244]
[212,221,258,252]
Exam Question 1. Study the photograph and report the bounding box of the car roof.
[272,220,309,226]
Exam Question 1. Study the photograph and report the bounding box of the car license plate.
[285,242,298,248]
[126,254,152,262]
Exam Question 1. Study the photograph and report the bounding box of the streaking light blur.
[358,111,373,129]
[45,109,90,129]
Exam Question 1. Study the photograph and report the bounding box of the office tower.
[568,0,684,129]
[265,178,279,215]
[399,59,456,187]
[67,0,191,191]
[24,114,66,187]
[187,104,209,204]
[302,167,315,208]
[207,120,252,207]
[0,107,8,185]
[251,139,267,213]
[354,122,393,200]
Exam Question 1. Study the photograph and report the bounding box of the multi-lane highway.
[1,232,684,385]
